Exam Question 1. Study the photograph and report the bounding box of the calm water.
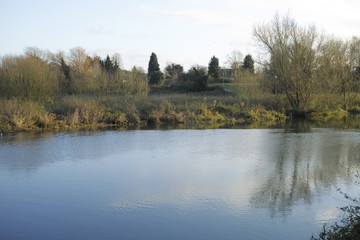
[0,127,359,240]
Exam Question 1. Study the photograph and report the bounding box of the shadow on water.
[283,115,360,133]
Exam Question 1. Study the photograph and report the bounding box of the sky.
[0,0,359,71]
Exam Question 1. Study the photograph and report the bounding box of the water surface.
[0,128,359,239]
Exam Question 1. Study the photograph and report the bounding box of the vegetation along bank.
[0,14,360,133]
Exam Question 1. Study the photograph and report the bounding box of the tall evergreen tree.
[99,55,118,74]
[147,52,163,85]
[243,54,255,73]
[104,55,113,72]
[208,56,220,79]
[148,53,160,76]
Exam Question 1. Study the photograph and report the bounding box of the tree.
[149,71,164,86]
[0,54,59,100]
[208,56,220,79]
[253,14,322,113]
[127,66,148,96]
[57,52,72,93]
[243,54,255,73]
[263,55,285,94]
[99,55,118,74]
[104,55,113,72]
[179,65,208,91]
[317,38,352,108]
[69,47,87,74]
[165,63,184,81]
[111,53,123,70]
[147,52,163,85]
[148,52,160,76]
[225,50,243,70]
[349,37,360,93]
[25,47,50,61]
[225,50,243,81]
[315,36,360,109]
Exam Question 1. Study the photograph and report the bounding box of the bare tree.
[254,14,322,113]
[225,50,243,81]
[349,37,360,70]
[316,36,360,109]
[69,47,88,73]
[349,37,360,88]
[317,38,351,108]
[111,53,123,70]
[225,50,243,69]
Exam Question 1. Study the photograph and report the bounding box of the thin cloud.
[87,25,114,34]
[140,5,236,27]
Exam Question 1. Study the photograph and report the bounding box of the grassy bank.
[0,94,289,133]
[1,88,360,133]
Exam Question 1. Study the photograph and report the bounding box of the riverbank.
[0,96,286,133]
[1,95,360,133]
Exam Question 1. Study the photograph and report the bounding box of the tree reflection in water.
[250,124,360,218]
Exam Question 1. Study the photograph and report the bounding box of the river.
[0,126,359,239]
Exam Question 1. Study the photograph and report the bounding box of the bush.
[178,65,208,91]
[0,55,59,101]
[0,99,55,131]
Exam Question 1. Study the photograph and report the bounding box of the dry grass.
[0,99,55,131]
[0,93,289,132]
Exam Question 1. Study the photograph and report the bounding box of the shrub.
[0,99,55,131]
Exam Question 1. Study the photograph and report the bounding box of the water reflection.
[1,126,360,240]
[284,116,360,133]
[284,119,312,133]
[250,129,360,217]
[0,130,130,172]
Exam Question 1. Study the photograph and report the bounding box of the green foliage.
[99,55,118,74]
[147,53,164,85]
[149,70,164,86]
[208,56,220,79]
[148,52,160,76]
[179,65,208,91]
[165,63,184,81]
[348,107,360,115]
[243,54,255,73]
[311,174,360,240]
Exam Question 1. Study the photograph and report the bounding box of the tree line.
[148,52,255,92]
[0,47,148,101]
[147,14,360,113]
[255,14,360,113]
[0,47,253,100]
[0,14,359,114]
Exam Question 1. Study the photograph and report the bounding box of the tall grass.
[0,99,55,131]
[0,93,290,132]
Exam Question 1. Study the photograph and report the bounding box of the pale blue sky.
[1,0,359,70]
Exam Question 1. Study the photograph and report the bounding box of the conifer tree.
[243,54,255,73]
[208,56,220,79]
[148,53,160,76]
[147,52,163,85]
